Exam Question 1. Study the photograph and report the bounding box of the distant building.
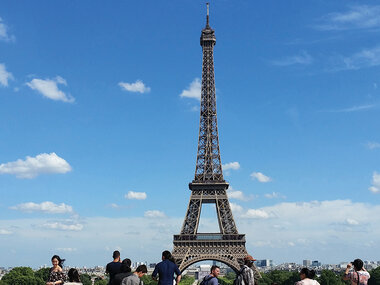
[255,260,273,267]
[303,260,311,267]
[312,261,321,267]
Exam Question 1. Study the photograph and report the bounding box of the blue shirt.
[152,259,181,285]
[204,274,218,285]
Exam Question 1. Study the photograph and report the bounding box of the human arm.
[175,274,182,284]
[174,264,181,284]
[342,263,352,281]
[152,265,159,281]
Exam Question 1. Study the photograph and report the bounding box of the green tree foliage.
[94,278,108,285]
[179,275,195,285]
[368,267,380,285]
[1,267,44,285]
[317,270,348,285]
[34,267,50,282]
[256,270,298,285]
[80,273,92,285]
[141,274,158,285]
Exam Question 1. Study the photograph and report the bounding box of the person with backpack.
[201,265,220,285]
[234,255,256,285]
[343,258,370,285]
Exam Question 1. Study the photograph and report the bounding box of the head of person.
[162,250,175,263]
[120,258,132,273]
[244,255,256,267]
[352,259,364,271]
[68,268,81,282]
[299,268,315,280]
[51,255,65,269]
[210,265,220,277]
[135,265,148,278]
[113,250,121,261]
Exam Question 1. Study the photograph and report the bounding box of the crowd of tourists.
[45,252,371,285]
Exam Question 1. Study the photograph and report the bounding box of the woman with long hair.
[46,255,66,285]
[65,268,83,284]
[295,268,320,285]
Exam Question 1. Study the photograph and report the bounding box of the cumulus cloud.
[264,192,286,199]
[241,209,272,219]
[40,221,83,231]
[179,78,201,100]
[229,202,243,214]
[0,152,72,179]
[26,76,74,103]
[144,210,166,218]
[125,191,147,200]
[0,63,14,87]
[10,202,73,214]
[228,190,246,200]
[366,142,380,149]
[369,172,380,193]
[222,162,240,171]
[271,51,313,66]
[0,17,15,42]
[119,80,150,93]
[0,229,12,235]
[250,172,272,183]
[316,5,380,31]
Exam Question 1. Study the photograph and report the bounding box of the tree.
[368,267,380,285]
[34,267,50,282]
[141,274,158,285]
[317,270,347,285]
[80,273,92,285]
[1,267,44,285]
[179,275,195,285]
[94,279,108,285]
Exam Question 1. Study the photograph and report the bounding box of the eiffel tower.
[172,4,255,273]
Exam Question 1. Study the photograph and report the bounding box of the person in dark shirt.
[106,250,122,285]
[152,250,181,285]
[112,258,132,285]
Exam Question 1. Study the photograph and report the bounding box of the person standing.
[112,258,133,285]
[201,265,220,285]
[152,250,181,285]
[121,265,148,285]
[238,255,256,285]
[343,259,370,285]
[295,268,320,285]
[106,250,122,285]
[65,268,83,285]
[46,255,66,285]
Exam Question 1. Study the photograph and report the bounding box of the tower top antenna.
[206,2,210,27]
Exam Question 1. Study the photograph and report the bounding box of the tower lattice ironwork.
[172,4,259,275]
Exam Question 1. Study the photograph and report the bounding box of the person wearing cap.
[342,258,370,284]
[239,255,256,285]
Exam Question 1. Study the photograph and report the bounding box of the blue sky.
[1,0,380,268]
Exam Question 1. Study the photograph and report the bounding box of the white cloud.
[321,104,375,113]
[119,80,150,93]
[228,190,246,200]
[110,203,120,209]
[26,76,74,103]
[0,229,12,235]
[125,191,147,200]
[366,142,380,150]
[179,78,201,100]
[369,172,380,193]
[241,209,271,219]
[144,210,166,218]
[0,17,15,42]
[340,46,380,70]
[40,221,83,231]
[271,51,313,66]
[250,172,272,183]
[10,202,73,214]
[222,162,240,171]
[316,5,380,31]
[0,63,14,87]
[346,218,359,226]
[0,152,72,179]
[264,192,286,199]
[55,247,77,252]
[229,202,243,214]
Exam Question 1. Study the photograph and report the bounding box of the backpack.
[233,267,247,285]
[200,275,216,285]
